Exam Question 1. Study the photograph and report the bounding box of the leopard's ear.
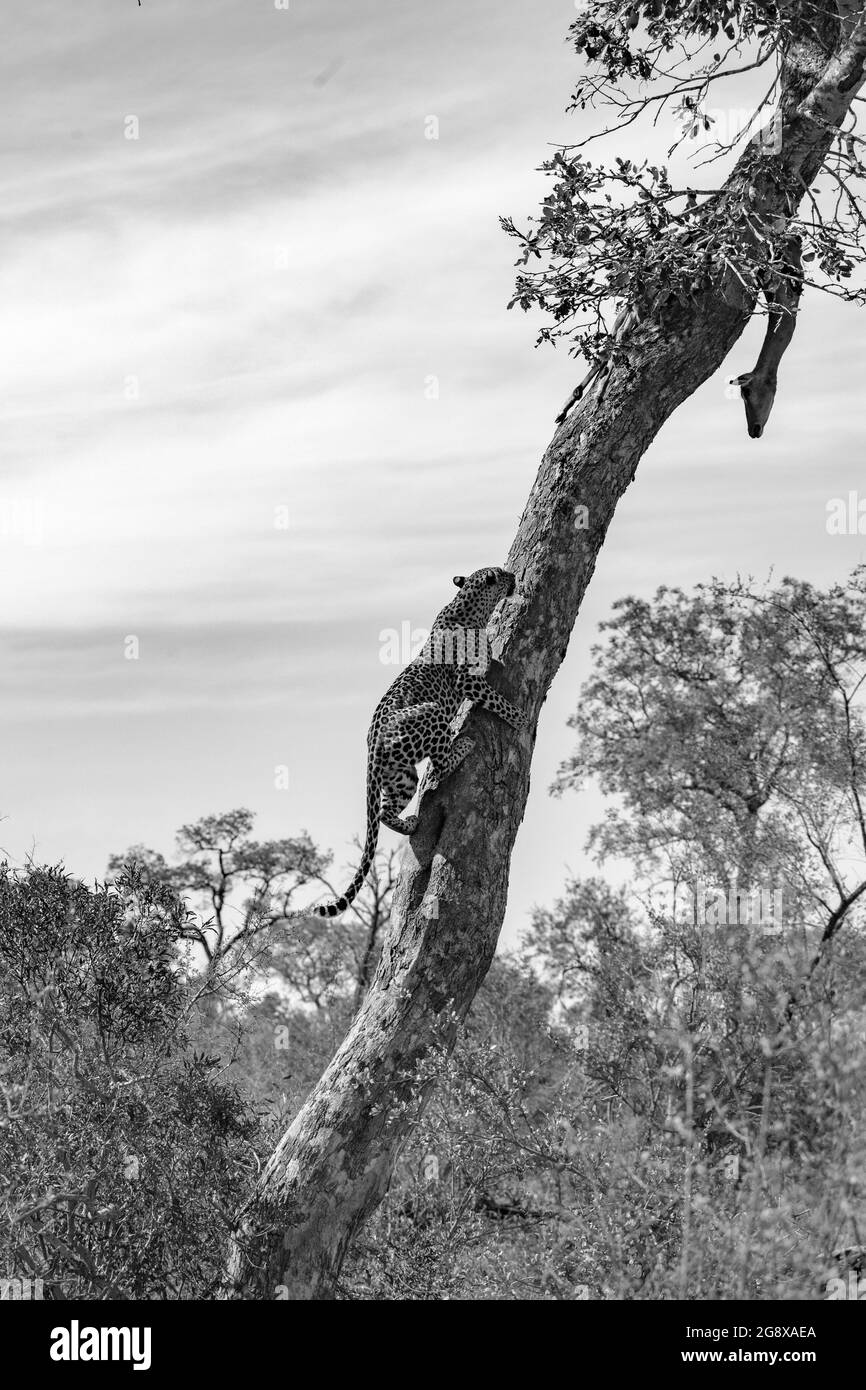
[452,575,466,588]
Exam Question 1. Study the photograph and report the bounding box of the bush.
[0,863,263,1299]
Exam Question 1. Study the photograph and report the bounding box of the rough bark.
[225,11,866,1299]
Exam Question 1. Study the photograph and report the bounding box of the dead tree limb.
[732,236,804,437]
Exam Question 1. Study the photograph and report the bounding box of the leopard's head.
[439,567,517,629]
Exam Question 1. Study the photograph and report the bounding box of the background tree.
[224,843,399,1118]
[109,814,398,1111]
[517,873,866,1299]
[0,864,261,1299]
[537,570,866,1296]
[554,568,866,960]
[228,3,866,1297]
[108,809,329,1004]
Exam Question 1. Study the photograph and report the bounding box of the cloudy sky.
[3,0,865,944]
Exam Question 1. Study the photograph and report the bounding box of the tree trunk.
[225,15,866,1299]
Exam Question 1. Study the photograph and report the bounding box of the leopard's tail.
[300,754,381,919]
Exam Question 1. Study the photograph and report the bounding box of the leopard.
[297,566,524,918]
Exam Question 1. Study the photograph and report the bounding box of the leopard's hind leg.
[378,702,459,834]
[380,758,421,834]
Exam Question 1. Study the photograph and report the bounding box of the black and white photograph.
[3,0,866,1349]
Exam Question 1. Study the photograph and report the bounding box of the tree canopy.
[505,1,866,382]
